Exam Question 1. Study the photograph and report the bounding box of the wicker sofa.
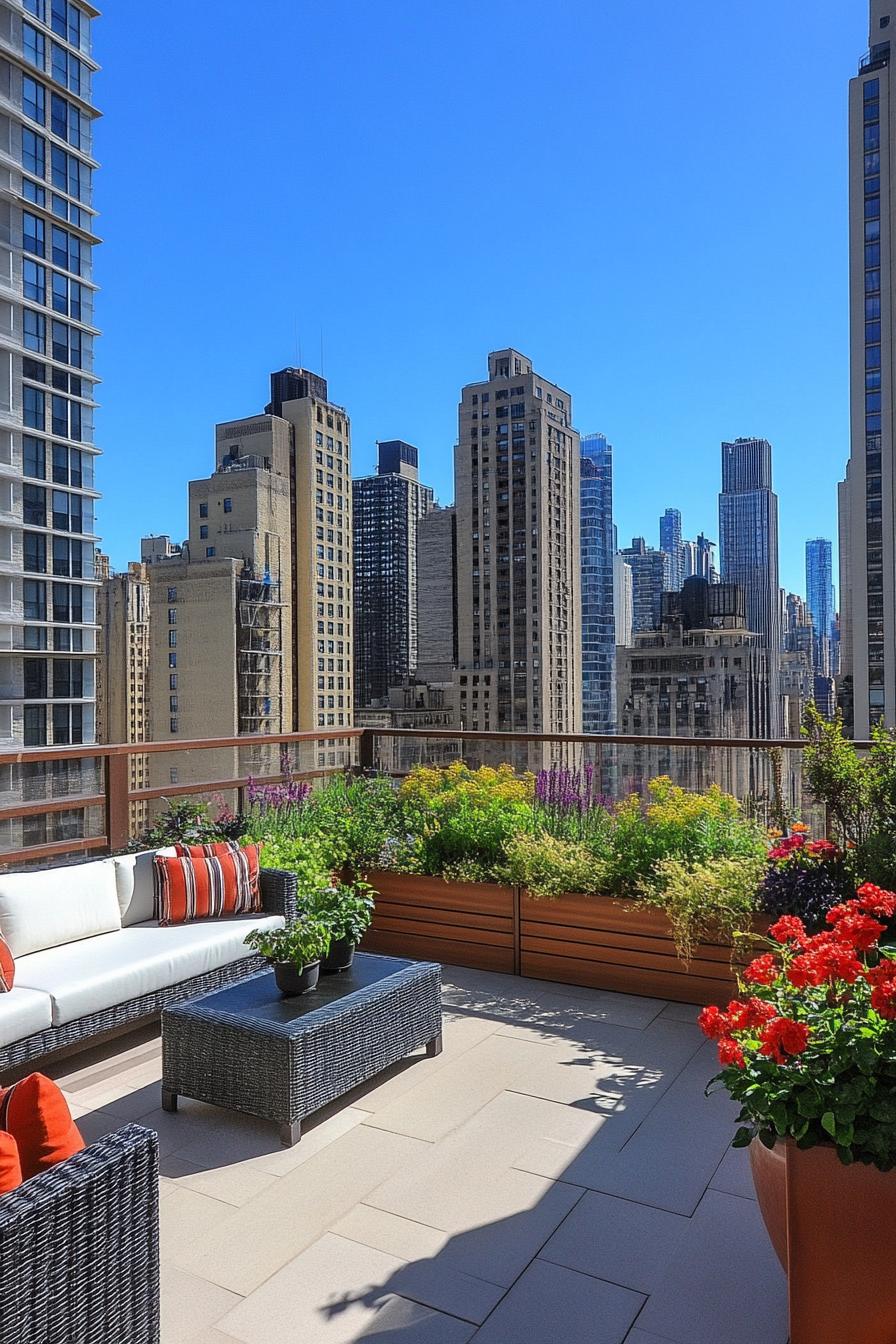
[0,852,297,1073]
[0,1122,160,1344]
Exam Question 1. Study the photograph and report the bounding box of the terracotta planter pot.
[751,1138,896,1344]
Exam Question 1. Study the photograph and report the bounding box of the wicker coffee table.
[160,953,442,1145]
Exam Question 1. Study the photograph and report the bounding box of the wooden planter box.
[361,870,517,974]
[520,891,759,1007]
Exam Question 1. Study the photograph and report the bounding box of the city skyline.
[90,3,861,597]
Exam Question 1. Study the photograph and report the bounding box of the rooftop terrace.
[50,963,786,1344]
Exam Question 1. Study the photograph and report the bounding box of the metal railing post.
[358,729,375,774]
[105,752,130,854]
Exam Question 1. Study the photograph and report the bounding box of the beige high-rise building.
[453,349,581,764]
[96,555,150,834]
[136,367,353,811]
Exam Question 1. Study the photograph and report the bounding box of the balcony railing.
[0,725,871,869]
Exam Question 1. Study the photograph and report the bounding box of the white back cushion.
[113,848,176,927]
[0,858,121,958]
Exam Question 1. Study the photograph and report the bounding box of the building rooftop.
[50,964,786,1344]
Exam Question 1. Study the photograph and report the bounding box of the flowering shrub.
[534,763,612,847]
[758,829,855,930]
[700,883,896,1169]
[400,762,534,809]
[498,831,606,898]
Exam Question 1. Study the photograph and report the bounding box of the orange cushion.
[0,1131,22,1194]
[154,843,262,926]
[0,1073,84,1180]
[0,935,13,992]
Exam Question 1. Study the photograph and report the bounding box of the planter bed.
[360,870,516,974]
[520,891,762,1007]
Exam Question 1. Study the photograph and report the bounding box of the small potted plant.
[308,881,375,973]
[244,918,330,996]
[699,884,896,1344]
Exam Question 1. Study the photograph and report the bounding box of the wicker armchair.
[0,1123,160,1344]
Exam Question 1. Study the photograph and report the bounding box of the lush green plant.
[140,798,245,849]
[244,917,330,968]
[533,762,614,849]
[400,762,534,810]
[499,831,606,898]
[701,886,896,1169]
[397,762,534,881]
[305,881,375,944]
[244,773,400,870]
[640,854,766,962]
[250,835,333,899]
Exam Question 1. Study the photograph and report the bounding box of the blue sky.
[93,0,864,599]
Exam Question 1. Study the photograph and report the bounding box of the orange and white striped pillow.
[0,935,14,992]
[153,843,261,926]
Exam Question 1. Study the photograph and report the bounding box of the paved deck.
[49,965,788,1343]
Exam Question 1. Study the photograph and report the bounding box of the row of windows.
[23,174,90,232]
[22,622,85,650]
[23,0,89,54]
[24,213,87,279]
[23,529,92,576]
[23,702,82,746]
[864,74,885,685]
[23,577,89,622]
[22,133,91,206]
[23,482,92,532]
[23,308,86,366]
[22,74,91,152]
[23,383,88,441]
[24,435,89,486]
[22,22,91,97]
[197,498,232,516]
[24,258,91,321]
[23,657,86,698]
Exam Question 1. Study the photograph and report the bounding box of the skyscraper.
[719,437,782,733]
[352,441,433,707]
[613,553,633,648]
[96,556,150,837]
[841,2,893,734]
[454,349,581,751]
[806,537,835,676]
[417,504,457,683]
[12,4,100,752]
[580,433,615,733]
[659,508,683,591]
[618,537,665,633]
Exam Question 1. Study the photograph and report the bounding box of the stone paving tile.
[656,1000,702,1024]
[160,1266,242,1344]
[624,1332,682,1344]
[538,1190,690,1294]
[634,1189,787,1344]
[179,1126,431,1297]
[442,965,667,1032]
[517,1041,740,1215]
[217,1233,476,1343]
[159,1187,241,1266]
[160,1153,280,1208]
[471,1259,644,1344]
[709,1143,756,1201]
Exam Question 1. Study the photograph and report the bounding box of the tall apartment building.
[659,507,683,591]
[95,554,150,834]
[805,537,835,676]
[0,2,102,852]
[719,437,782,734]
[616,576,771,797]
[618,537,665,633]
[580,433,615,733]
[613,552,633,648]
[682,532,718,583]
[417,503,457,682]
[352,440,433,708]
[454,349,581,757]
[841,2,894,735]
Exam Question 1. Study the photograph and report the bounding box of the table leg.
[426,1033,443,1058]
[161,1088,178,1113]
[280,1119,302,1147]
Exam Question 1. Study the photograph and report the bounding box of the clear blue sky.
[93,0,864,600]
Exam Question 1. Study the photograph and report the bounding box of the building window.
[223,497,232,513]
[206,546,215,557]
[169,696,178,712]
[167,586,177,601]
[199,524,208,539]
[23,704,46,747]
[167,607,176,624]
[169,674,177,690]
[199,501,208,517]
[168,653,177,669]
[170,717,178,734]
[168,630,176,648]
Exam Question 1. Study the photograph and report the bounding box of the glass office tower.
[580,433,615,733]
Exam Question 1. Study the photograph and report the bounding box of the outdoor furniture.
[161,952,443,1145]
[0,1123,160,1344]
[0,854,297,1073]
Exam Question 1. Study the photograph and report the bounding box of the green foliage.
[398,763,534,881]
[252,835,333,899]
[304,881,375,944]
[499,832,606,898]
[802,704,896,887]
[640,855,766,962]
[244,917,330,968]
[140,798,244,849]
[246,773,400,870]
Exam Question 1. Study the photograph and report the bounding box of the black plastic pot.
[273,960,321,996]
[321,937,356,975]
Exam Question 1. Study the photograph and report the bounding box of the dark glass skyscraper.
[580,434,615,733]
[806,537,835,676]
[618,537,666,634]
[352,441,433,707]
[719,437,782,734]
[659,508,683,591]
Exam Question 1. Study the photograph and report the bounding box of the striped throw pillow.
[154,843,262,926]
[0,935,13,992]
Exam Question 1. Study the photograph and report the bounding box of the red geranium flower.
[768,914,807,945]
[698,1005,729,1040]
[828,909,886,952]
[870,982,896,1020]
[857,884,896,920]
[864,958,896,987]
[787,941,863,988]
[743,953,778,986]
[807,839,839,858]
[758,1017,811,1063]
[727,997,778,1031]
[718,1036,746,1068]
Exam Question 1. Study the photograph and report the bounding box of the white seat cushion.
[15,913,283,1027]
[0,858,121,958]
[113,848,176,926]
[0,986,53,1048]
